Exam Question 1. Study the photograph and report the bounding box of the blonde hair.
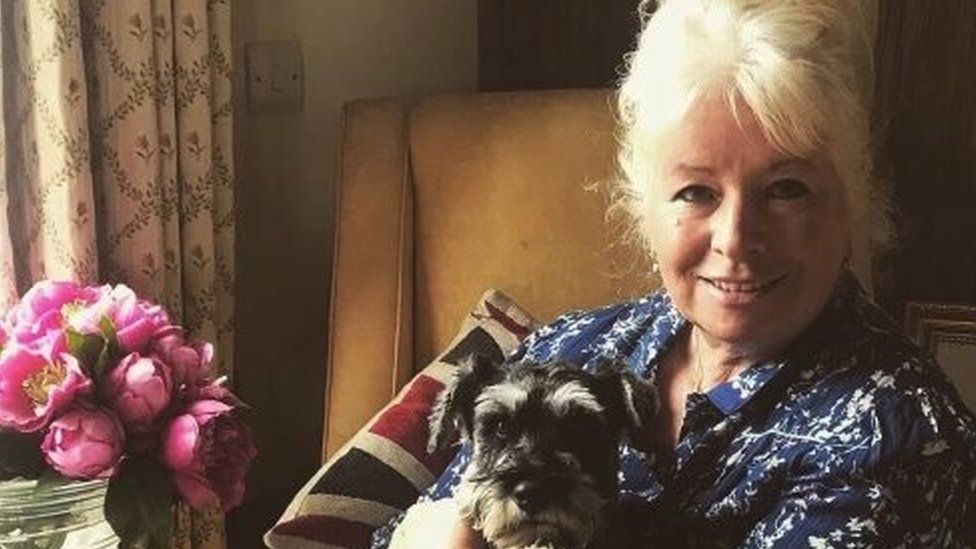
[614,0,892,255]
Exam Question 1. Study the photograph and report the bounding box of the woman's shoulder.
[513,288,679,366]
[866,343,974,459]
[803,295,976,465]
[846,297,967,408]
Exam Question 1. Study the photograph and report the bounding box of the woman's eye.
[673,184,716,203]
[767,178,810,200]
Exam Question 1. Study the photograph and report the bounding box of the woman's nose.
[710,193,766,260]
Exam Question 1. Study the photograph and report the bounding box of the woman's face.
[644,96,850,355]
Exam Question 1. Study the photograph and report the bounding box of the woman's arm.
[740,476,885,548]
[741,446,975,548]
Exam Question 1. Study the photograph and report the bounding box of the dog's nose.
[512,481,546,514]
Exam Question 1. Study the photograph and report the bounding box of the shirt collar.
[644,269,863,416]
[706,359,786,414]
[628,291,688,381]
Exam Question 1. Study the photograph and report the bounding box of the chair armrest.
[324,98,415,460]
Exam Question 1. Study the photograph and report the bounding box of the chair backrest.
[325,89,657,458]
[408,89,658,367]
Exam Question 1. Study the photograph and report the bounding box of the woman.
[373,0,976,546]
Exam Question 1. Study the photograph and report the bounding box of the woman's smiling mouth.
[698,274,788,303]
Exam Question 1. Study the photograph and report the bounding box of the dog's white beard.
[457,474,604,549]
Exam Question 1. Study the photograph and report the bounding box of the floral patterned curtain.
[0,0,235,547]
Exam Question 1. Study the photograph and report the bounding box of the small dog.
[390,355,657,549]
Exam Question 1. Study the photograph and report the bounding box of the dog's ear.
[593,358,659,443]
[427,353,504,453]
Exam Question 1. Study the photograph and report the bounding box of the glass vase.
[0,477,118,548]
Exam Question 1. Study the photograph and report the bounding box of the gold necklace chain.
[691,328,738,394]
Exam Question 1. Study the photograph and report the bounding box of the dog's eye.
[484,417,511,439]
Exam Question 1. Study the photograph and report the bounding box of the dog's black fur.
[428,355,657,549]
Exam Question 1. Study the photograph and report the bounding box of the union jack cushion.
[265,289,537,549]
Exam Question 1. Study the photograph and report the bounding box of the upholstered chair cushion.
[265,290,537,549]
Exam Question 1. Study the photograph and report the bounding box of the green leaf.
[92,335,114,382]
[99,315,119,351]
[66,329,106,374]
[105,457,176,549]
[32,468,73,495]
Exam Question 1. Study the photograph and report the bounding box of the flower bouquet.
[0,281,256,548]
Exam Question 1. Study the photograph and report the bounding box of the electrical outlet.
[245,41,303,112]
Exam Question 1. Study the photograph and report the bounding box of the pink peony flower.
[149,326,213,386]
[5,281,105,354]
[0,322,8,350]
[7,280,103,327]
[149,325,184,356]
[191,377,244,406]
[69,285,170,353]
[0,346,92,432]
[161,400,256,511]
[41,405,125,479]
[101,353,173,433]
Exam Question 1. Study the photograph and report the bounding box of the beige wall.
[231,1,476,545]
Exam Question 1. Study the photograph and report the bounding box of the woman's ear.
[427,354,504,453]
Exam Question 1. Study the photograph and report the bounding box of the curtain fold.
[0,0,235,547]
[0,0,99,298]
[0,1,15,311]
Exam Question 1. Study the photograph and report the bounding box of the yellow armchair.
[323,89,659,459]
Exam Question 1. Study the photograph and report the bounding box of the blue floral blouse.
[373,272,976,547]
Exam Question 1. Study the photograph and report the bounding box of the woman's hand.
[391,499,486,549]
[443,515,486,549]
